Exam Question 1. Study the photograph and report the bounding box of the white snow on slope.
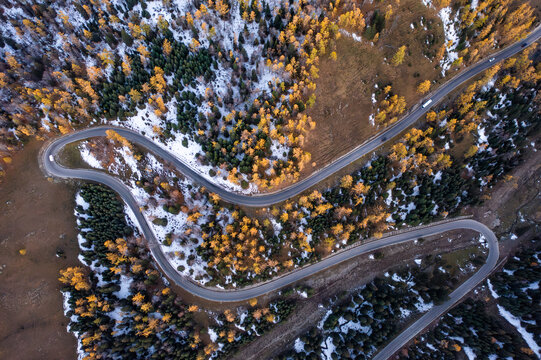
[209,328,218,342]
[464,346,477,360]
[110,104,257,194]
[486,279,499,299]
[321,336,336,360]
[80,145,103,169]
[415,296,433,312]
[497,305,540,357]
[439,7,460,76]
[294,338,305,352]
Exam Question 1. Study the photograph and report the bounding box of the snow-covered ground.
[321,337,336,360]
[463,346,477,360]
[80,146,104,169]
[414,295,433,312]
[109,105,257,194]
[293,338,305,352]
[78,140,231,285]
[486,279,499,299]
[128,182,210,284]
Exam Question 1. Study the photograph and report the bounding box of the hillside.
[0,0,540,360]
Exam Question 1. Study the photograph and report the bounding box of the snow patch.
[438,7,460,76]
[497,305,540,357]
[464,346,477,360]
[80,145,103,169]
[486,279,499,299]
[209,328,218,342]
[321,336,336,360]
[294,337,305,352]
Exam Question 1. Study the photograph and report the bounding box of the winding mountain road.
[372,222,498,359]
[42,26,541,207]
[40,29,539,357]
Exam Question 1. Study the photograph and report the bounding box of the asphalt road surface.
[39,28,538,357]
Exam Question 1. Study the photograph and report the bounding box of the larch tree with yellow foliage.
[417,80,431,94]
[391,46,407,66]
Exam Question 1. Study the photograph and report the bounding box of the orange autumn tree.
[59,267,91,291]
[338,6,365,33]
[417,80,431,94]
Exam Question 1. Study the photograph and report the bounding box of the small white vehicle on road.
[49,155,54,162]
[489,57,496,62]
[422,99,433,108]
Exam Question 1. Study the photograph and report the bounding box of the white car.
[488,57,496,62]
[49,155,54,162]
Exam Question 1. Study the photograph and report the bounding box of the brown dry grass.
[0,140,78,360]
[304,0,446,172]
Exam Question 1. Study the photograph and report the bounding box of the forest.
[0,0,537,191]
[81,48,541,289]
[276,249,485,359]
[401,246,540,359]
[0,0,537,358]
[61,183,297,359]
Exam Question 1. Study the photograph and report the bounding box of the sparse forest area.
[62,183,298,359]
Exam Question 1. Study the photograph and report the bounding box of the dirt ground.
[304,0,446,172]
[0,140,79,360]
[301,0,541,183]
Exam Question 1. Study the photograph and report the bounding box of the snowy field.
[79,141,215,284]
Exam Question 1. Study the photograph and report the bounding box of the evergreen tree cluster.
[468,84,541,185]
[401,246,540,359]
[65,184,202,359]
[402,298,537,359]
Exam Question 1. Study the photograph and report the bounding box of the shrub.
[152,217,168,226]
[241,180,249,189]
